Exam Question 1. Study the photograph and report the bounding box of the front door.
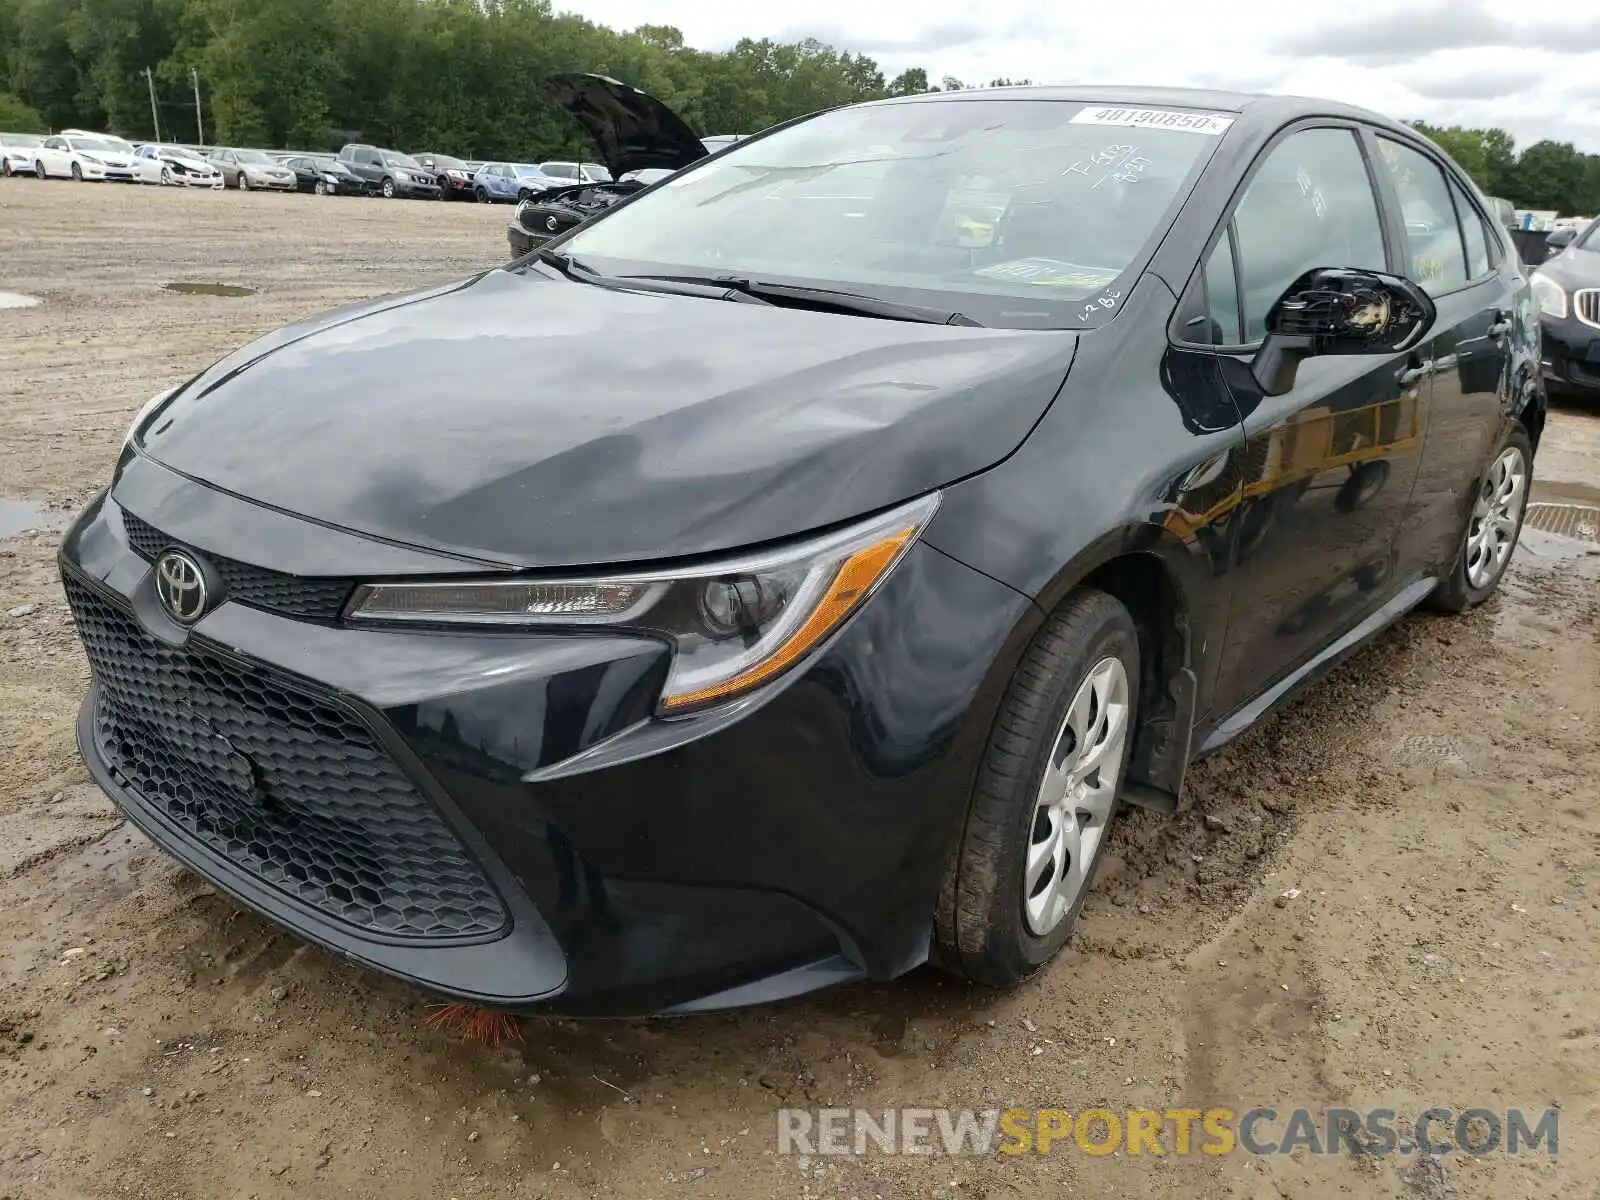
[1198,124,1429,718]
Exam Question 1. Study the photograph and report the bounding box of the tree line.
[0,0,1594,215]
[0,0,1014,161]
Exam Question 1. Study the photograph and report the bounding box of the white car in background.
[34,133,138,181]
[132,143,223,187]
[0,132,44,176]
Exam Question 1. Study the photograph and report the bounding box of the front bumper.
[507,219,550,258]
[3,152,39,173]
[1540,312,1600,393]
[59,459,1030,1015]
[396,181,442,199]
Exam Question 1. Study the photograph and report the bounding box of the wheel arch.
[1028,530,1206,813]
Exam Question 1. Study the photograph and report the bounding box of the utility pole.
[144,67,161,143]
[191,69,204,145]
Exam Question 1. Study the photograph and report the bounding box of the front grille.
[1575,288,1600,330]
[121,509,354,622]
[65,576,509,941]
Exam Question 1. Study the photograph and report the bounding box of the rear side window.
[1375,137,1468,293]
[1229,127,1388,342]
[1447,177,1492,278]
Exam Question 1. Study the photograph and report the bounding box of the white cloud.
[557,0,1600,152]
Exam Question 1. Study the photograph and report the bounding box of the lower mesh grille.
[65,575,508,941]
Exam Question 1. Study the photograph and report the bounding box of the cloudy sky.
[561,0,1600,153]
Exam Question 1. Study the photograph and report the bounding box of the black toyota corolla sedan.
[60,86,1544,1017]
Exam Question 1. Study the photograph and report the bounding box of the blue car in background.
[471,162,566,203]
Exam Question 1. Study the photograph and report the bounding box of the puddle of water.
[0,291,41,309]
[164,281,256,297]
[0,498,69,539]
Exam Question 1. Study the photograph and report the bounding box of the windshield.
[382,151,421,168]
[427,154,466,169]
[561,98,1226,329]
[3,133,43,147]
[583,162,612,181]
[513,163,548,177]
[68,137,119,152]
[162,146,205,162]
[234,149,275,164]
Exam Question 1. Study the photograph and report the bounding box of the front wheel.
[313,180,326,195]
[160,166,173,185]
[380,176,395,199]
[1426,425,1533,612]
[1,158,10,177]
[934,588,1140,987]
[70,162,82,181]
[238,173,249,190]
[35,161,47,179]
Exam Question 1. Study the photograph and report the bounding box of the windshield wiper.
[535,250,771,304]
[634,275,982,326]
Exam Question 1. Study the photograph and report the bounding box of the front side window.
[1375,136,1468,293]
[1228,127,1388,341]
[561,99,1229,329]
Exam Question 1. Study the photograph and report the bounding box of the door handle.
[1396,353,1428,388]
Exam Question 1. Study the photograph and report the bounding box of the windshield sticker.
[1070,107,1234,136]
[1081,289,1124,321]
[975,259,1121,289]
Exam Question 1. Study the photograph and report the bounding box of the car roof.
[867,84,1412,136]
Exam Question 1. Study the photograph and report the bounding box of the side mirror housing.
[1545,227,1576,256]
[1251,268,1437,397]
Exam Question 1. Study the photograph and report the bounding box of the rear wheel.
[475,186,488,203]
[1426,425,1533,612]
[934,588,1140,987]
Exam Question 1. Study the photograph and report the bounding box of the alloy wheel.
[238,174,249,190]
[161,167,172,185]
[1464,445,1528,590]
[35,161,46,179]
[1022,656,1130,937]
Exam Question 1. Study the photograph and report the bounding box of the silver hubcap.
[1023,656,1130,937]
[1465,446,1527,590]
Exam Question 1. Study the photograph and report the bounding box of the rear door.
[1370,134,1526,576]
[1187,124,1428,718]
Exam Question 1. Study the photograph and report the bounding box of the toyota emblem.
[154,550,209,624]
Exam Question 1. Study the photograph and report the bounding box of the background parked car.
[35,134,137,181]
[0,132,44,176]
[537,159,611,184]
[472,162,564,203]
[336,144,441,199]
[413,151,475,199]
[132,143,223,187]
[208,147,296,190]
[1530,215,1600,399]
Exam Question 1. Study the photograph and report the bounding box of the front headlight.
[1531,272,1567,320]
[123,387,177,450]
[324,173,339,183]
[348,493,940,712]
[80,154,102,165]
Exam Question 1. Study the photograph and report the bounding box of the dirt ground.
[1,181,1598,1200]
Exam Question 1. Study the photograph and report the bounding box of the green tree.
[0,89,46,128]
[1515,140,1587,213]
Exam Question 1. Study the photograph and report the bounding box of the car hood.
[136,268,1077,569]
[544,73,707,178]
[1536,247,1600,289]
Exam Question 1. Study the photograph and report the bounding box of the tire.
[313,180,326,196]
[381,176,395,199]
[475,187,488,203]
[70,162,82,181]
[1426,425,1534,613]
[35,161,47,179]
[238,173,249,190]
[1,158,10,177]
[160,166,173,185]
[934,588,1141,987]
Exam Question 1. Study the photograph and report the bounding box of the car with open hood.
[63,86,1544,1018]
[508,73,711,256]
